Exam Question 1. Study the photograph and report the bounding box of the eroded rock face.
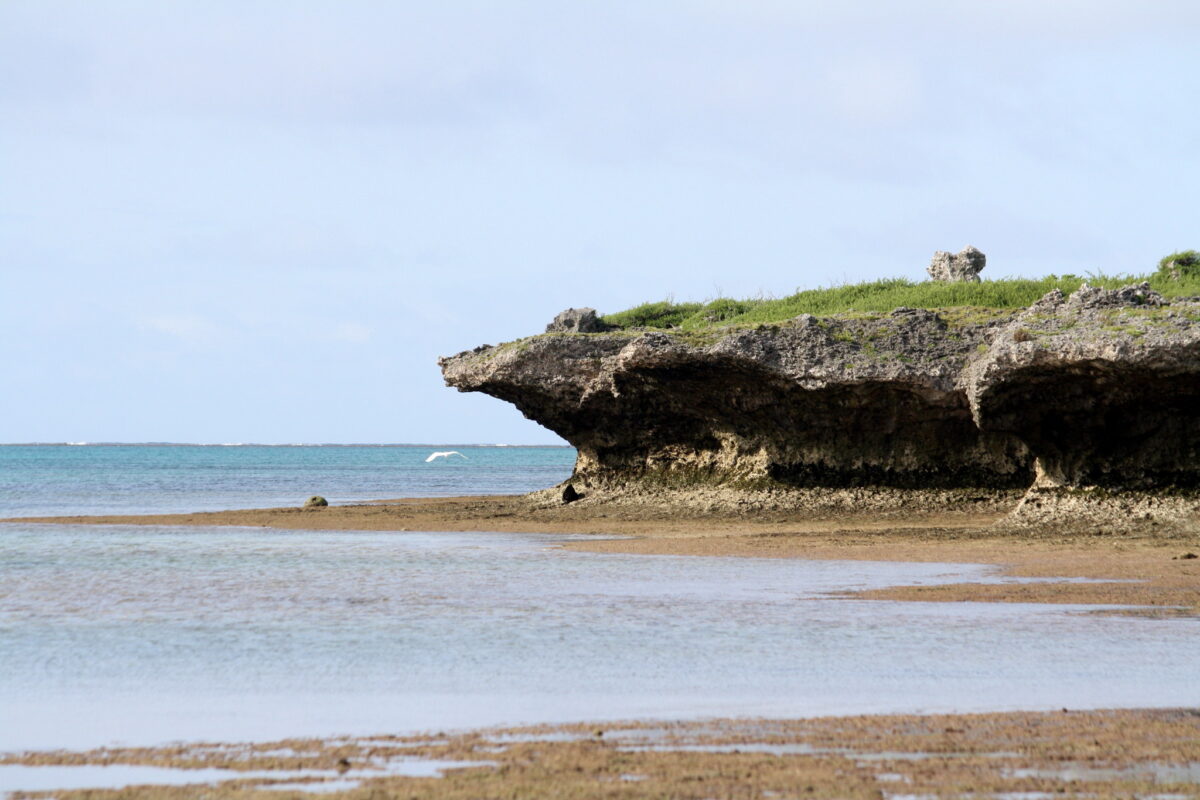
[443,310,1032,490]
[927,246,986,283]
[964,285,1200,491]
[441,285,1200,521]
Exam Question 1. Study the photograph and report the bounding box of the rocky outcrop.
[928,246,986,283]
[546,307,612,334]
[440,285,1200,526]
[444,308,1031,491]
[961,284,1200,524]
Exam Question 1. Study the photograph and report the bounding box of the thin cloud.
[139,314,225,344]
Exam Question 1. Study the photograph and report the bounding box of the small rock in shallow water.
[304,496,329,508]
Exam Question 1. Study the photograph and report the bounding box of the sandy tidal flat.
[4,710,1200,798]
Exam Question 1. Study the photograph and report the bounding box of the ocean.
[2,445,1199,753]
[0,444,576,517]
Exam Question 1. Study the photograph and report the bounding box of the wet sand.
[5,709,1200,798]
[10,494,1200,613]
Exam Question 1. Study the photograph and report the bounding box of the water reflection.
[2,525,1198,751]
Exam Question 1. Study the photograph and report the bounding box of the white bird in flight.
[425,451,468,463]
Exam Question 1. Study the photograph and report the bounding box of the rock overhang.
[441,285,1200,511]
[963,285,1200,490]
[442,310,1032,489]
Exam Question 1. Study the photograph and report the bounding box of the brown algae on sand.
[4,709,1200,799]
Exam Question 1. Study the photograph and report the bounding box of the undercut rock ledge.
[440,285,1200,529]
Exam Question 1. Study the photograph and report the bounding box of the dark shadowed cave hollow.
[974,364,1200,490]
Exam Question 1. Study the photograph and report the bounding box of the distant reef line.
[0,442,571,448]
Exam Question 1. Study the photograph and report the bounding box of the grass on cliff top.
[602,272,1200,331]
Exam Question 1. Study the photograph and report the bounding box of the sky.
[2,1,1198,444]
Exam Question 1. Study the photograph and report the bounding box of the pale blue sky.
[2,1,1197,443]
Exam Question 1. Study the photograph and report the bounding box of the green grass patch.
[603,272,1200,331]
[1157,250,1200,280]
[602,300,703,329]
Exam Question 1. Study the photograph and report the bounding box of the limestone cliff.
[440,284,1200,524]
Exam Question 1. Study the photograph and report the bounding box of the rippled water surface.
[0,444,575,516]
[3,523,1198,752]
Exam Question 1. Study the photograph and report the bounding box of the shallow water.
[0,759,490,796]
[0,444,575,516]
[3,523,1198,752]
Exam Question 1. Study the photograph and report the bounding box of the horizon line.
[0,442,573,448]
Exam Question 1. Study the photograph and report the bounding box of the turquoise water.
[0,444,575,516]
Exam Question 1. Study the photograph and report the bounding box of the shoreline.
[7,493,1200,613]
[5,708,1199,798]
